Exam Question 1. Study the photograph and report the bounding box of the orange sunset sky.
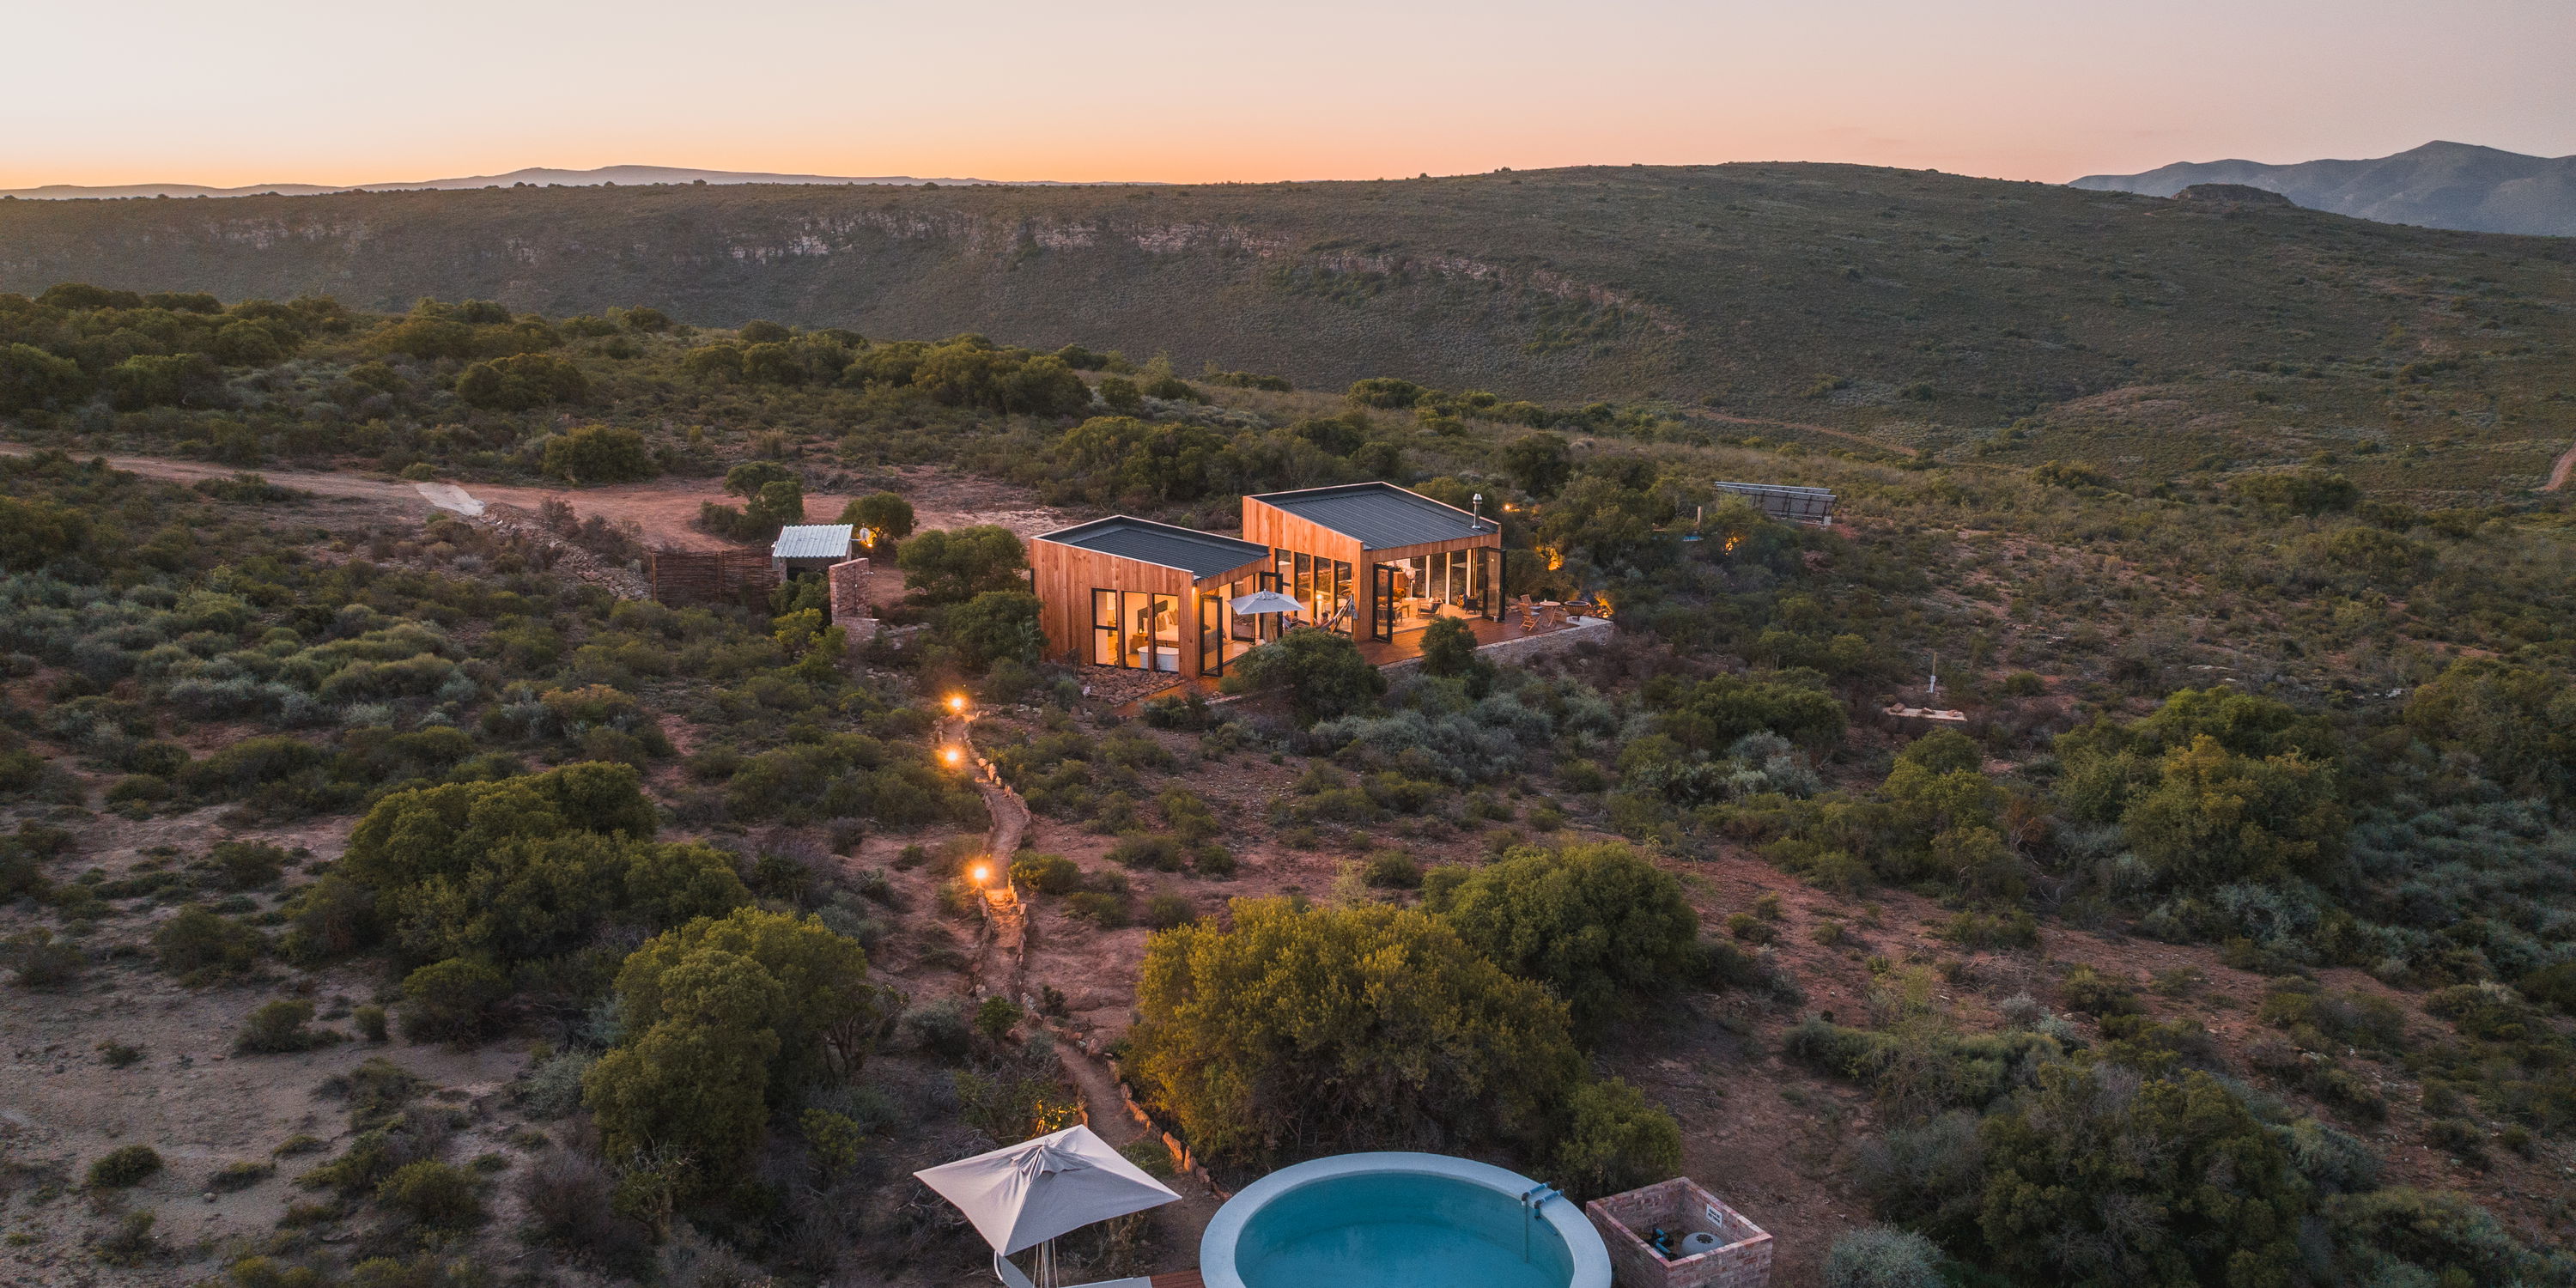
[8,0,2570,189]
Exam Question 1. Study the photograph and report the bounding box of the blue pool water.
[1230,1170,1576,1288]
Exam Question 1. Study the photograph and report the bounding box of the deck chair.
[1515,594,1537,632]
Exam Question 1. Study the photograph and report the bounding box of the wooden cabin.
[1240,483,1504,645]
[1027,517,1277,679]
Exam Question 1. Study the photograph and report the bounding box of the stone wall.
[1585,1178,1771,1288]
[1378,616,1613,677]
[826,557,870,622]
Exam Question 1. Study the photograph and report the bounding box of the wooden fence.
[647,548,777,605]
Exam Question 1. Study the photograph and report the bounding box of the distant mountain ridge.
[2072,141,2576,236]
[0,164,1102,200]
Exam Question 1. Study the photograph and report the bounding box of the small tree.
[1552,1078,1683,1200]
[942,591,1044,669]
[1825,1227,1947,1288]
[897,526,1028,605]
[1220,630,1385,726]
[1417,616,1480,679]
[1128,897,1579,1162]
[840,491,916,542]
[399,957,507,1044]
[1502,432,1572,498]
[1437,842,1700,1041]
[539,425,654,484]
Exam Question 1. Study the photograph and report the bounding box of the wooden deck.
[1147,1272,1204,1288]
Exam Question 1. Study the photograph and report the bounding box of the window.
[1149,593,1180,671]
[1091,590,1120,666]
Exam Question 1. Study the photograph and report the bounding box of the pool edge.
[1196,1151,1613,1288]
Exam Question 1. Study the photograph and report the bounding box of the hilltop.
[6,162,2575,496]
[2075,141,2576,238]
[0,163,1075,201]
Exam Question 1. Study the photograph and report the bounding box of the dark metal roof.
[1035,516,1273,580]
[1247,482,1496,550]
[1712,480,1837,526]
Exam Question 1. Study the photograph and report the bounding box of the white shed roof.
[771,524,855,560]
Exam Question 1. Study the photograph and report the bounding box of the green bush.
[1437,842,1699,1040]
[1010,853,1083,896]
[237,999,339,1054]
[1551,1078,1682,1200]
[152,904,264,981]
[88,1145,163,1188]
[1128,897,1579,1162]
[1143,894,1196,930]
[538,424,654,484]
[398,958,507,1044]
[374,1160,484,1230]
[209,841,287,890]
[1219,630,1386,726]
[1824,1227,1947,1288]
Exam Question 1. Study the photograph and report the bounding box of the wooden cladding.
[1027,538,1265,681]
[647,548,777,606]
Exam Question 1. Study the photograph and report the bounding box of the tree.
[1436,842,1699,1041]
[840,491,915,541]
[2121,735,2346,891]
[459,353,589,410]
[1219,629,1386,726]
[335,763,744,969]
[0,343,88,412]
[1417,616,1480,679]
[942,590,1044,669]
[0,495,91,572]
[723,461,799,499]
[1825,1228,1947,1288]
[897,526,1027,604]
[1502,432,1572,498]
[1552,1078,1683,1200]
[1977,1066,2306,1288]
[582,908,878,1187]
[2403,659,2576,797]
[1128,897,1579,1162]
[539,425,654,484]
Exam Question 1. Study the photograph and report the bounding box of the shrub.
[1108,833,1186,872]
[1552,1078,1683,1200]
[1066,891,1129,927]
[1361,849,1422,889]
[1143,894,1196,930]
[1219,630,1386,726]
[6,927,85,987]
[1825,1227,1947,1288]
[374,1161,483,1230]
[353,1005,388,1042]
[88,1145,163,1188]
[398,957,507,1044]
[539,425,655,484]
[1439,843,1699,1040]
[152,904,263,981]
[210,1160,275,1192]
[237,999,339,1054]
[1128,898,1580,1162]
[904,998,973,1060]
[209,841,287,890]
[1010,853,1082,896]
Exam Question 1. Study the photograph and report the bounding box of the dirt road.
[0,446,1077,552]
[2546,441,2576,491]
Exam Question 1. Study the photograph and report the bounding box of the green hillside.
[4,164,2574,496]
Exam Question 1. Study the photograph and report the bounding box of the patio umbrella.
[1229,590,1304,616]
[915,1125,1181,1286]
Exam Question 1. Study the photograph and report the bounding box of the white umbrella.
[1229,590,1303,615]
[915,1125,1180,1286]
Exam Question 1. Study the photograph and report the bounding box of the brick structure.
[1585,1178,1771,1288]
[826,557,873,620]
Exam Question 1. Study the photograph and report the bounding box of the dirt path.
[0,445,1078,552]
[2545,441,2576,491]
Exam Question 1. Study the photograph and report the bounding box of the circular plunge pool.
[1199,1152,1612,1288]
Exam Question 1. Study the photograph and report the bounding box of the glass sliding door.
[1146,593,1181,672]
[1199,593,1224,677]
[1371,564,1394,641]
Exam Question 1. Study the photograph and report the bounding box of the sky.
[8,0,2571,189]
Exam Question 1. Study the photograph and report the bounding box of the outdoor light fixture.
[942,746,964,767]
[970,863,990,884]
[947,694,968,714]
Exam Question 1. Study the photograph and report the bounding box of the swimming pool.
[1199,1152,1612,1288]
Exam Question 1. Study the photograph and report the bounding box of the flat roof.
[772,524,854,559]
[1246,482,1496,550]
[1035,515,1273,580]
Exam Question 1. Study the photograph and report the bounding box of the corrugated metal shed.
[1247,482,1494,550]
[1036,516,1272,580]
[772,525,856,561]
